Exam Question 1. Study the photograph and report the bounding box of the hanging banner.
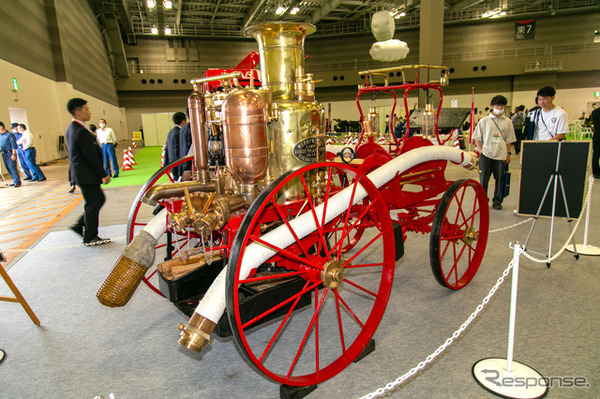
[515,20,535,41]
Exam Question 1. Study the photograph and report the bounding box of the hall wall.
[0,59,125,164]
[0,0,118,105]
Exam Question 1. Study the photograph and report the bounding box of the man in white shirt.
[534,86,568,141]
[472,95,516,210]
[96,118,119,177]
[17,124,46,181]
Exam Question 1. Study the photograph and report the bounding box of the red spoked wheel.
[226,162,395,386]
[429,179,489,290]
[126,155,195,296]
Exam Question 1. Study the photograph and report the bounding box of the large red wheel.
[126,155,195,296]
[226,162,395,386]
[429,179,489,290]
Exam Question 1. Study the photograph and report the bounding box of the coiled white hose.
[196,146,474,324]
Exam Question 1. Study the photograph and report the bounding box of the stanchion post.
[506,242,520,373]
[472,242,548,399]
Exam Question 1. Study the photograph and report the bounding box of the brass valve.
[168,191,247,239]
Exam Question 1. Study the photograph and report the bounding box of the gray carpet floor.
[1,179,599,398]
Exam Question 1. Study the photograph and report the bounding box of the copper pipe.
[190,71,242,85]
[188,84,210,183]
[142,180,216,206]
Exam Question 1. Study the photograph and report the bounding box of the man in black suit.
[591,103,600,179]
[164,111,187,181]
[66,98,111,246]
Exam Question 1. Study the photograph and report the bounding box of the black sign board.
[515,20,535,41]
[517,141,590,218]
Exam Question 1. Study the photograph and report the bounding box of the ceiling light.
[151,26,158,34]
[147,0,156,8]
[165,26,171,35]
[392,9,406,19]
[290,7,300,15]
[275,6,287,15]
[482,7,506,19]
[163,0,172,9]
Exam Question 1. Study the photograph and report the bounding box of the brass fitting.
[466,152,480,172]
[294,66,306,101]
[178,313,216,353]
[193,194,247,238]
[362,119,376,138]
[169,192,247,239]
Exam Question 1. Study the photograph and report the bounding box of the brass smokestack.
[245,22,316,102]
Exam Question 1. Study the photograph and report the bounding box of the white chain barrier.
[359,177,595,398]
[359,258,516,399]
[521,176,594,263]
[489,217,533,233]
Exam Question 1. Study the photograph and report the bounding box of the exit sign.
[11,77,18,91]
[595,91,600,97]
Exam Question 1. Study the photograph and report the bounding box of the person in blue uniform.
[65,98,111,246]
[0,121,21,187]
[11,123,32,180]
[164,111,187,181]
[17,124,46,181]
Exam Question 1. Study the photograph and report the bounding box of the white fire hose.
[195,146,475,324]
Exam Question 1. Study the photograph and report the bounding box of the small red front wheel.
[429,179,489,290]
[226,162,396,386]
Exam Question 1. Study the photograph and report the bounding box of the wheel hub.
[321,259,345,289]
[461,226,478,246]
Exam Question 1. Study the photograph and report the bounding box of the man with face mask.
[96,118,119,178]
[472,95,516,210]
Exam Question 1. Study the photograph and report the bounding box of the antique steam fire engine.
[97,22,488,389]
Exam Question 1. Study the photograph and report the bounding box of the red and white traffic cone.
[122,149,133,171]
[131,138,136,148]
[127,147,137,165]
[160,144,166,168]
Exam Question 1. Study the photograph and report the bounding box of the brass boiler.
[245,22,326,197]
[170,22,327,238]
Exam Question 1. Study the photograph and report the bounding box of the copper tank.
[221,89,269,199]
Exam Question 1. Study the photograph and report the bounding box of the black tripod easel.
[523,141,579,267]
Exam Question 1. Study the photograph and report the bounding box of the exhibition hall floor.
[1,155,599,398]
